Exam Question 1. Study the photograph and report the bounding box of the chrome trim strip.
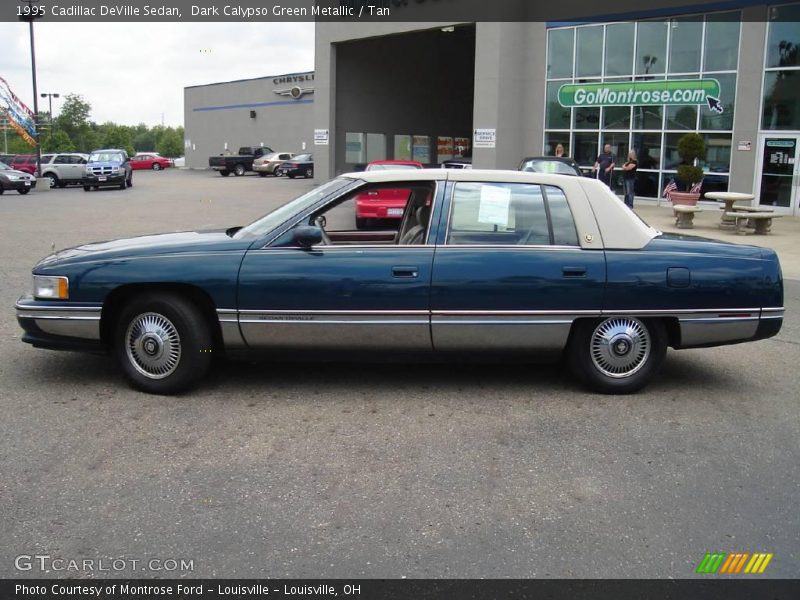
[238,309,428,315]
[602,308,761,316]
[760,315,784,320]
[678,317,760,323]
[432,319,573,325]
[239,319,428,325]
[433,309,599,316]
[15,303,101,313]
[434,245,582,251]
[250,246,435,253]
[761,307,785,313]
[16,305,101,340]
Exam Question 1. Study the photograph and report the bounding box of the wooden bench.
[724,211,782,235]
[673,205,703,229]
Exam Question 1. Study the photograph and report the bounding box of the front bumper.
[16,295,104,352]
[83,173,126,186]
[3,178,36,191]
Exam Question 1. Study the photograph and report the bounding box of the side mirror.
[293,226,323,248]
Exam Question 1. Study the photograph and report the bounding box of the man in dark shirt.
[593,144,616,187]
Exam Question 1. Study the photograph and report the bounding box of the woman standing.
[622,150,638,208]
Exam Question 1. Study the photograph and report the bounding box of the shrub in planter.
[675,132,706,192]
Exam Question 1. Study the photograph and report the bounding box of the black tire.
[305,168,313,178]
[258,171,267,177]
[0,183,4,194]
[44,173,59,189]
[355,218,367,230]
[288,173,296,179]
[115,292,213,394]
[119,179,126,190]
[18,188,30,195]
[152,163,161,171]
[566,317,667,394]
[220,170,230,177]
[83,185,90,192]
[233,163,246,176]
[93,186,99,190]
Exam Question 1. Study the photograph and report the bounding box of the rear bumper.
[674,307,783,348]
[16,295,104,352]
[356,201,405,219]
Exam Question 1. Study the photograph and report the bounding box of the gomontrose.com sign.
[558,79,722,112]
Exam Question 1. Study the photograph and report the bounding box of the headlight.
[33,275,69,300]
[85,166,93,174]
[7,174,20,180]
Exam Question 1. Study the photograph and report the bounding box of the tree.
[55,94,91,142]
[40,130,75,152]
[156,127,184,157]
[101,123,135,157]
[675,132,706,189]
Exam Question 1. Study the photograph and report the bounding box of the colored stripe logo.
[697,552,773,574]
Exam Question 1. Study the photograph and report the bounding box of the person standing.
[622,150,638,208]
[593,143,616,187]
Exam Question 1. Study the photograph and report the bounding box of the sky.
[0,22,315,128]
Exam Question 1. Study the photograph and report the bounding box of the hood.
[87,161,124,168]
[0,168,34,178]
[36,229,252,268]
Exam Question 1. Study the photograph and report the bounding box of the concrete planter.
[670,191,700,206]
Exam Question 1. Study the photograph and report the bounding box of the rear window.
[367,163,422,171]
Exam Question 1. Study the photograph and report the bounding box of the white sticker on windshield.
[478,185,511,227]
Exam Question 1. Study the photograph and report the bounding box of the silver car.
[40,153,89,188]
[0,161,37,195]
[253,151,296,176]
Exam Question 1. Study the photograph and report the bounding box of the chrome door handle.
[392,266,419,278]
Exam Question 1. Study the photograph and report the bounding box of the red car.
[130,153,173,170]
[355,160,423,229]
[10,154,40,175]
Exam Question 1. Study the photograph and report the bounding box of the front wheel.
[45,173,59,189]
[567,317,667,394]
[152,163,162,171]
[115,293,213,394]
[220,170,230,177]
[18,188,30,195]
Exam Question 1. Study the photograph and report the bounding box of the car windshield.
[89,152,124,163]
[366,163,421,171]
[0,162,9,170]
[234,178,353,240]
[520,159,578,176]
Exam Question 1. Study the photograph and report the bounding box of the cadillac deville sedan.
[16,170,783,395]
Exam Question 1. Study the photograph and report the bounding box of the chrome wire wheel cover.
[590,318,651,379]
[125,312,182,380]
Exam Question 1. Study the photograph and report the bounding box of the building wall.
[184,73,315,169]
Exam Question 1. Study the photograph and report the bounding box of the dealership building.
[185,2,800,214]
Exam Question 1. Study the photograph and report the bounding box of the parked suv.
[41,153,89,188]
[83,149,132,191]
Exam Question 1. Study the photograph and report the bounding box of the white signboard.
[473,128,496,149]
[478,185,511,227]
[737,140,752,151]
[314,129,329,145]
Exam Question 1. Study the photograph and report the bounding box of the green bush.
[676,133,706,188]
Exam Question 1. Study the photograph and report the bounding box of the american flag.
[690,179,703,194]
[662,179,678,198]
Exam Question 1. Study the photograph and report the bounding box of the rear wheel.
[220,170,230,177]
[233,163,246,176]
[83,185,90,191]
[304,167,313,178]
[115,292,213,394]
[152,163,162,171]
[567,317,667,394]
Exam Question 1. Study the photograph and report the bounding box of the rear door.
[430,180,606,352]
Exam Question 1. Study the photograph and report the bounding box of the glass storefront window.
[573,132,599,166]
[669,17,702,73]
[635,21,668,75]
[700,73,736,130]
[700,133,732,174]
[547,28,574,78]
[605,23,634,76]
[632,104,662,130]
[546,81,571,129]
[762,69,800,130]
[632,132,662,169]
[576,26,603,77]
[574,106,600,130]
[603,105,631,130]
[666,106,698,130]
[544,132,571,158]
[663,133,684,170]
[634,171,661,198]
[766,5,800,68]
[704,12,740,72]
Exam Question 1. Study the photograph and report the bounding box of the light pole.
[40,92,59,125]
[19,0,43,177]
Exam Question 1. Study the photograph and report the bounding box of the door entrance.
[757,135,800,215]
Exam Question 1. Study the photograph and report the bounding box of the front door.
[757,135,800,215]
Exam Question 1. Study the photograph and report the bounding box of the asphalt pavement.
[0,169,798,578]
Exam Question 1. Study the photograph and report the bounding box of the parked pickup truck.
[208,146,273,177]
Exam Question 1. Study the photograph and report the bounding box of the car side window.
[54,155,69,164]
[446,182,579,247]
